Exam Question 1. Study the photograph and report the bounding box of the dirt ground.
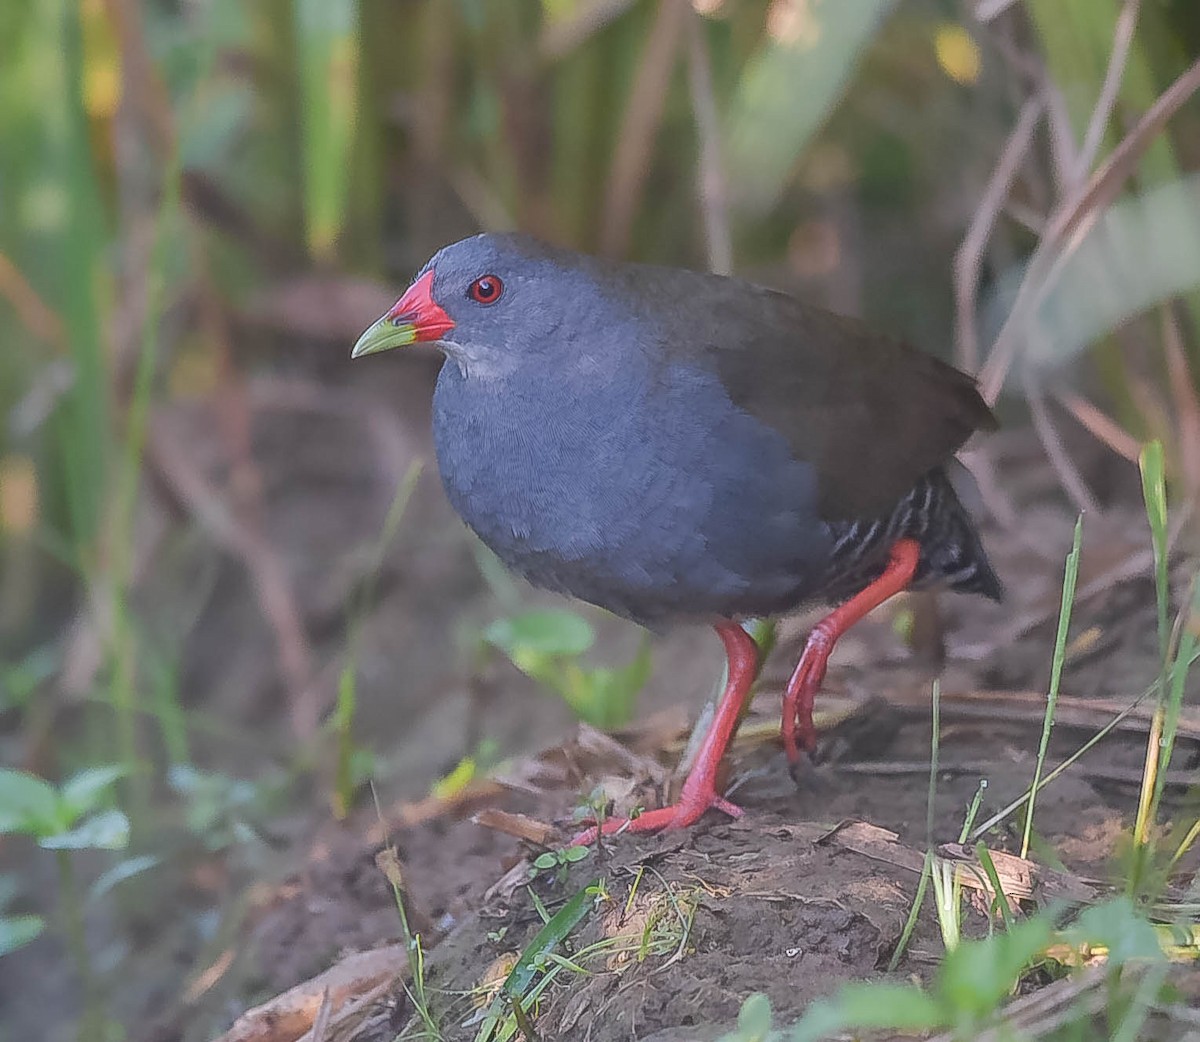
[212,665,1191,1042]
[4,345,1199,1042]
[188,399,1199,1039]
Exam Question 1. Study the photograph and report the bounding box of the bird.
[352,233,1001,841]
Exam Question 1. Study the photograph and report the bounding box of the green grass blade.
[1152,574,1200,825]
[1139,442,1170,663]
[975,842,1014,930]
[294,0,360,260]
[926,678,941,846]
[333,461,422,816]
[55,0,110,563]
[969,644,1200,842]
[1132,441,1171,889]
[1021,514,1083,859]
[958,779,988,844]
[887,849,933,972]
[477,881,596,1042]
[724,0,895,215]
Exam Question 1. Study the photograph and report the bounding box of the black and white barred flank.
[821,467,1003,605]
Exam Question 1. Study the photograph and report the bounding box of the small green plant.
[0,766,130,852]
[166,764,267,852]
[789,898,1168,1041]
[0,875,44,958]
[0,644,57,712]
[717,992,778,1042]
[484,608,652,729]
[1022,513,1083,859]
[475,878,599,1042]
[0,766,131,1041]
[429,739,499,802]
[1129,442,1197,899]
[530,844,589,884]
[375,808,443,1041]
[333,461,422,818]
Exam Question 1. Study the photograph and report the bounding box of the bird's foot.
[781,624,833,764]
[572,786,744,845]
[573,621,758,846]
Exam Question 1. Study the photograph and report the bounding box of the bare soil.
[199,503,1195,1042]
[4,350,1197,1042]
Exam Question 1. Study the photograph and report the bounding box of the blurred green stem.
[57,0,110,562]
[56,849,103,1042]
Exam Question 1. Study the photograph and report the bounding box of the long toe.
[782,653,827,763]
[572,790,743,845]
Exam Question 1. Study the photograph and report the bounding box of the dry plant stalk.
[600,0,689,258]
[212,945,408,1042]
[959,2,1200,510]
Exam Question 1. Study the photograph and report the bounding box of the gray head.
[351,233,634,378]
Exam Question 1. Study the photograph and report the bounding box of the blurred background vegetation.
[1,1,1199,1040]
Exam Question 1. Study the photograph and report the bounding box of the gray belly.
[432,361,832,625]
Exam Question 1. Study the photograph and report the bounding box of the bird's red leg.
[574,621,759,843]
[782,537,921,763]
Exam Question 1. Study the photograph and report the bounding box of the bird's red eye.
[468,275,503,305]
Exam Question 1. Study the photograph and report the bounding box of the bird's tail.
[918,467,1003,602]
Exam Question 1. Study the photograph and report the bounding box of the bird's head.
[352,233,623,378]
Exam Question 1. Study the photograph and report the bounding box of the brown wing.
[619,266,997,521]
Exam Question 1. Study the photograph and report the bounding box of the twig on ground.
[473,809,559,846]
[805,820,1098,904]
[306,989,332,1042]
[212,945,408,1042]
[926,966,1109,1042]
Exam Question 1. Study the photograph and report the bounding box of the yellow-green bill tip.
[351,316,418,359]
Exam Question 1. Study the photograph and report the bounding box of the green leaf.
[791,982,944,1041]
[1067,897,1164,967]
[580,638,653,729]
[934,915,1054,1021]
[502,881,595,999]
[0,874,20,910]
[0,645,57,711]
[294,0,360,259]
[484,610,595,659]
[430,756,477,801]
[726,1,897,214]
[477,879,597,1042]
[1005,176,1200,375]
[0,770,60,837]
[89,855,161,902]
[723,992,773,1042]
[0,914,46,957]
[59,765,127,823]
[39,809,130,851]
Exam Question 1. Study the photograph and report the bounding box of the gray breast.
[431,358,833,625]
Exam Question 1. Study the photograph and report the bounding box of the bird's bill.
[351,269,456,358]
